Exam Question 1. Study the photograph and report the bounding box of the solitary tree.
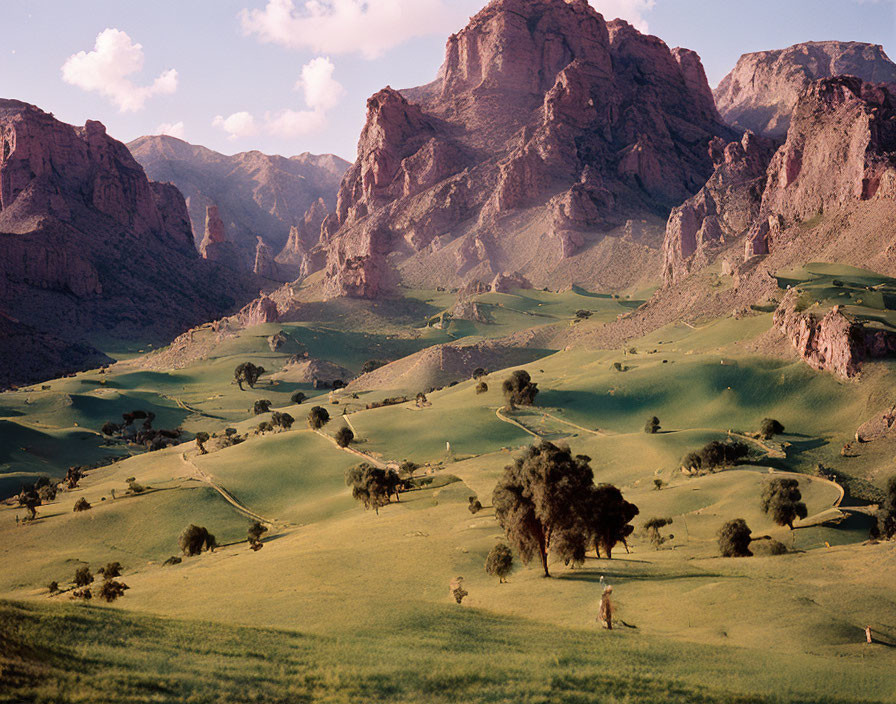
[492,441,595,577]
[502,370,539,408]
[308,406,330,430]
[644,416,661,434]
[485,543,514,583]
[253,400,272,415]
[98,579,129,602]
[878,476,896,539]
[345,464,392,514]
[248,521,268,550]
[760,478,808,529]
[98,562,122,579]
[179,524,216,556]
[643,517,674,549]
[73,497,91,512]
[290,391,307,405]
[759,418,785,440]
[334,426,354,448]
[588,484,639,559]
[468,496,483,514]
[195,431,210,455]
[475,381,488,395]
[17,488,41,520]
[234,362,265,390]
[271,411,295,431]
[718,519,753,557]
[73,566,93,587]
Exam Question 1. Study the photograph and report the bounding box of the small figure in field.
[865,626,873,644]
[450,576,468,604]
[598,585,613,630]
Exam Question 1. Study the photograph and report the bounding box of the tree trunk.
[540,549,551,577]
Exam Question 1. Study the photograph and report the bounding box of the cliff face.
[128,135,349,269]
[773,289,896,378]
[714,41,896,138]
[316,0,734,298]
[0,100,256,386]
[662,76,896,285]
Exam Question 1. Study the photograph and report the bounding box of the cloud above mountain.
[61,29,178,112]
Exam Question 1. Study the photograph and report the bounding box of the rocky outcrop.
[715,41,896,137]
[199,205,241,269]
[0,99,257,386]
[253,236,282,280]
[319,0,735,297]
[275,198,330,279]
[773,289,896,378]
[662,132,776,283]
[856,404,896,443]
[491,272,532,293]
[236,295,279,327]
[272,358,353,386]
[129,135,348,269]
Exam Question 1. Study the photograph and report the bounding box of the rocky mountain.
[310,0,736,299]
[715,41,896,138]
[0,100,257,387]
[128,135,349,272]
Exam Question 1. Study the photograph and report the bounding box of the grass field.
[2,280,896,703]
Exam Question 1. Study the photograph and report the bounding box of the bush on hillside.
[682,440,750,472]
[502,370,538,409]
[179,524,216,556]
[290,391,307,405]
[759,418,785,439]
[98,580,129,602]
[334,426,354,448]
[73,497,91,512]
[643,517,674,549]
[718,519,752,557]
[73,566,93,587]
[308,406,330,430]
[644,416,661,434]
[253,400,272,415]
[234,362,265,390]
[468,496,483,514]
[485,544,514,583]
[475,381,488,394]
[195,431,210,454]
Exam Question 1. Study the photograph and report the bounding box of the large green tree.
[760,478,807,529]
[502,370,539,408]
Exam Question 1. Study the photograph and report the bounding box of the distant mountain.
[714,41,896,138]
[128,135,349,271]
[311,0,737,298]
[0,100,257,387]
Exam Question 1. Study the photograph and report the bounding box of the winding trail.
[180,452,279,527]
[314,429,391,469]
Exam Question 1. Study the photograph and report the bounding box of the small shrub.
[472,367,487,380]
[643,517,674,548]
[162,556,182,567]
[290,391,307,405]
[475,381,488,394]
[485,544,513,583]
[98,562,122,579]
[98,579,129,602]
[248,521,268,549]
[334,426,354,448]
[450,577,468,604]
[47,581,59,594]
[195,431,210,454]
[71,587,92,600]
[253,400,272,415]
[753,538,788,556]
[73,566,93,587]
[468,496,483,514]
[575,310,593,320]
[179,524,216,556]
[271,411,295,430]
[73,497,91,512]
[759,418,785,439]
[653,478,665,491]
[644,416,660,434]
[127,480,146,494]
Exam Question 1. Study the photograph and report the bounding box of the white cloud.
[212,112,258,140]
[590,0,656,33]
[216,57,344,139]
[157,121,185,139]
[239,0,465,59]
[61,28,178,112]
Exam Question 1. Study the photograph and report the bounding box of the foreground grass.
[2,599,893,704]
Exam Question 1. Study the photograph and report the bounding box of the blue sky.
[1,0,893,161]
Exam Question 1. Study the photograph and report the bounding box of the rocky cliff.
[663,76,896,285]
[314,0,735,298]
[0,100,256,386]
[128,135,349,270]
[714,41,896,138]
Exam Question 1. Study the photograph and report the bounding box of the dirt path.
[494,408,608,439]
[314,429,391,469]
[180,452,279,527]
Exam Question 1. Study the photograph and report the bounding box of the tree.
[643,517,673,549]
[877,476,896,539]
[98,562,122,578]
[101,421,120,436]
[472,367,487,380]
[98,579,129,602]
[334,426,354,448]
[760,478,808,529]
[253,400,272,415]
[248,521,268,550]
[257,421,273,434]
[682,440,750,472]
[73,497,91,512]
[179,524,216,556]
[492,441,595,577]
[468,496,483,514]
[308,406,330,430]
[17,487,41,520]
[47,581,59,594]
[415,392,428,407]
[475,381,488,395]
[291,391,307,405]
[345,464,392,514]
[38,483,57,502]
[195,431,210,455]
[588,484,639,559]
[74,566,93,587]
[575,309,593,320]
[485,544,513,583]
[361,359,387,374]
[234,362,265,390]
[644,416,661,434]
[759,418,785,439]
[271,411,294,430]
[502,370,538,408]
[718,519,752,557]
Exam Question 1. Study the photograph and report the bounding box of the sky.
[1,0,893,162]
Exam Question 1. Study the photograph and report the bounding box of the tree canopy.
[485,543,513,583]
[308,406,330,430]
[719,519,752,557]
[878,476,896,539]
[234,362,265,390]
[502,370,538,408]
[760,478,807,529]
[345,463,399,514]
[179,524,216,556]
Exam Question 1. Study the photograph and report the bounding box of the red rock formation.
[236,295,279,327]
[662,132,776,284]
[0,100,256,386]
[491,272,532,293]
[275,198,330,278]
[319,0,734,298]
[253,236,282,280]
[199,204,242,270]
[715,41,896,137]
[774,290,896,378]
[129,135,348,268]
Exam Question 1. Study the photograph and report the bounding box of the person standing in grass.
[598,585,613,630]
